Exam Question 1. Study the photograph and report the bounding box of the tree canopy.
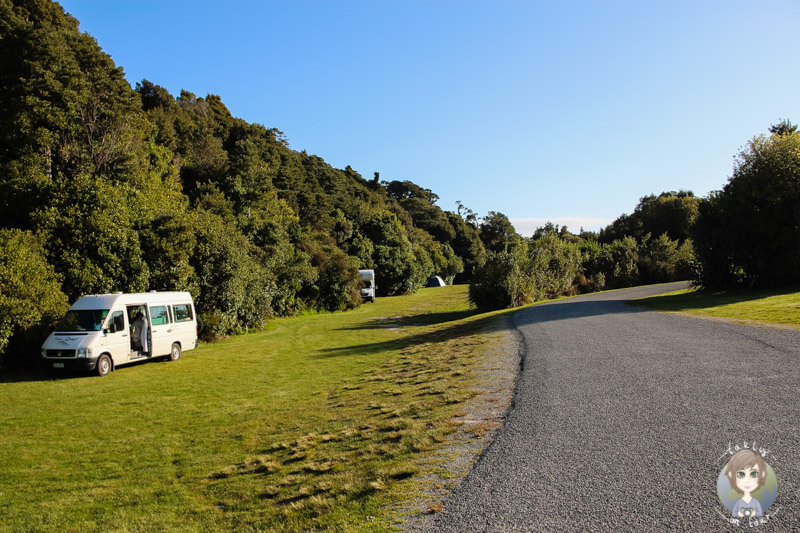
[693,126,800,288]
[0,0,483,364]
[599,191,700,244]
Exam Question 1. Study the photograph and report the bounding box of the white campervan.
[42,291,198,376]
[358,269,376,302]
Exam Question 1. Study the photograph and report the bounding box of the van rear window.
[173,304,193,322]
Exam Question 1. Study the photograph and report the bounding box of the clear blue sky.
[59,0,800,234]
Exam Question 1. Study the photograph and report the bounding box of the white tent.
[426,275,446,287]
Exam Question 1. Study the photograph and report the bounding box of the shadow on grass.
[634,285,800,312]
[0,356,166,383]
[336,309,481,331]
[318,298,644,358]
[317,311,515,358]
[0,367,58,383]
[318,300,639,359]
[320,283,691,359]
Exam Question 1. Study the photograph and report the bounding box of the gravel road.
[422,283,800,532]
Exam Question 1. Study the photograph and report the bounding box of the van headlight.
[41,349,47,358]
[76,348,92,359]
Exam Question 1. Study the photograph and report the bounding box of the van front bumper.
[45,357,98,372]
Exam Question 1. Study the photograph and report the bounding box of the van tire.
[169,343,181,361]
[96,354,112,377]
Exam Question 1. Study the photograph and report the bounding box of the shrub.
[468,247,534,311]
[303,242,362,312]
[605,236,640,288]
[528,234,582,299]
[0,229,69,368]
[191,209,277,338]
[638,233,695,284]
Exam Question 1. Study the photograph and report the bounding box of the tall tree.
[694,125,800,288]
[479,211,521,253]
[769,119,797,136]
[599,191,700,244]
[447,211,486,283]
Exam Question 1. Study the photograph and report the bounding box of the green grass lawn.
[0,286,511,532]
[634,285,800,327]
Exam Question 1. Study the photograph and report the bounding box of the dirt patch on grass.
[393,313,523,530]
[374,316,406,330]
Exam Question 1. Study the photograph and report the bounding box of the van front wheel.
[169,343,181,361]
[96,354,112,377]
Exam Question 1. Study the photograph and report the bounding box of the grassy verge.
[0,286,512,532]
[633,285,800,327]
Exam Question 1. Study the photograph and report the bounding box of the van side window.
[151,306,170,326]
[109,311,125,332]
[173,304,193,322]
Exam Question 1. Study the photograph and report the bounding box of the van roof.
[70,292,193,310]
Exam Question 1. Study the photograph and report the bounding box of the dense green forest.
[2,0,799,367]
[0,0,477,365]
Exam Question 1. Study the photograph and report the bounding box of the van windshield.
[56,310,109,332]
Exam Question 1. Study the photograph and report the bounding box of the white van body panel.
[42,291,198,375]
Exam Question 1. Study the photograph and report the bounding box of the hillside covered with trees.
[0,0,483,364]
[2,0,799,368]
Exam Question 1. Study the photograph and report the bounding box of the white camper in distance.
[358,269,376,302]
[42,291,198,376]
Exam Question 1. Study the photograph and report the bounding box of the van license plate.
[53,363,64,369]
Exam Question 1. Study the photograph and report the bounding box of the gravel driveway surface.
[423,283,800,532]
